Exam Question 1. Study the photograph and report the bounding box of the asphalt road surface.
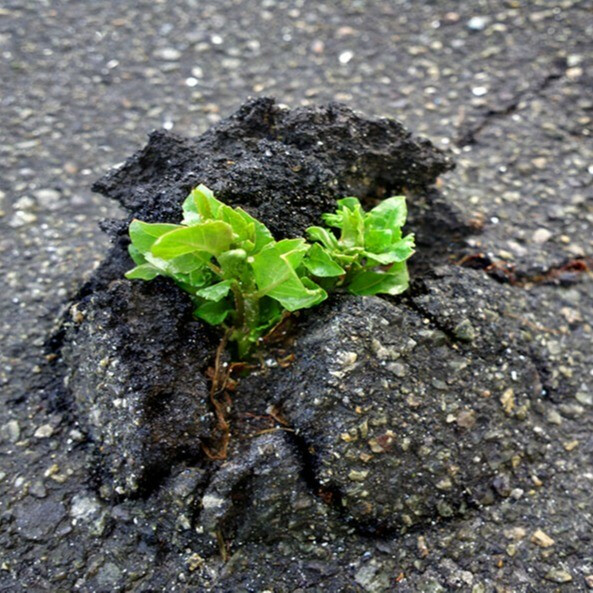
[1,1,592,591]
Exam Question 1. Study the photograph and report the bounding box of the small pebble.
[1,420,20,443]
[533,228,552,244]
[339,51,354,64]
[500,388,515,415]
[456,409,476,429]
[311,40,324,54]
[531,529,555,548]
[9,211,37,227]
[33,188,61,208]
[467,16,489,31]
[544,569,572,583]
[348,469,369,482]
[504,526,526,540]
[34,424,54,439]
[454,319,476,342]
[546,409,562,425]
[29,481,47,498]
[155,47,181,60]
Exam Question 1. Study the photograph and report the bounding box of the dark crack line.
[458,253,592,289]
[456,66,565,147]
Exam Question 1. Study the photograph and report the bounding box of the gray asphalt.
[1,1,592,591]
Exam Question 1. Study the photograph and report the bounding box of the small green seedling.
[126,185,327,358]
[304,195,414,296]
[126,185,414,359]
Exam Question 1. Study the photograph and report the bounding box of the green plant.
[304,195,414,296]
[126,185,414,359]
[126,185,327,359]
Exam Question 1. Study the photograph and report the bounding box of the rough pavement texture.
[60,279,216,497]
[60,98,452,501]
[1,1,592,592]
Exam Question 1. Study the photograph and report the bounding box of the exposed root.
[518,258,591,287]
[241,404,293,439]
[202,331,233,461]
[201,323,297,460]
[457,252,516,283]
[262,311,296,348]
[268,404,289,426]
[458,252,592,288]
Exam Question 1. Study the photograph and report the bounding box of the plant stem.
[230,282,260,358]
[230,281,245,328]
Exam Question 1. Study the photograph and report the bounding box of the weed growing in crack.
[307,195,414,296]
[127,185,415,359]
[125,185,414,457]
[127,185,324,359]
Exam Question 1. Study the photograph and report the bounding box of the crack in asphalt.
[456,63,566,147]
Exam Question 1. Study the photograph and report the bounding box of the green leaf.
[301,276,329,296]
[129,220,180,253]
[218,249,251,285]
[189,266,214,288]
[304,243,345,277]
[181,193,201,225]
[365,234,415,265]
[306,226,338,250]
[151,220,233,259]
[167,252,209,274]
[195,280,233,302]
[267,280,326,311]
[348,262,409,296]
[142,252,206,284]
[367,196,407,231]
[274,238,309,269]
[256,297,284,332]
[219,205,254,243]
[125,263,161,280]
[321,211,343,228]
[190,184,224,220]
[128,244,147,266]
[364,228,393,253]
[251,243,326,311]
[332,250,361,267]
[336,197,361,211]
[194,299,233,325]
[234,207,274,252]
[339,203,365,248]
[321,198,361,229]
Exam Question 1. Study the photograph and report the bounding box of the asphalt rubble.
[8,98,593,592]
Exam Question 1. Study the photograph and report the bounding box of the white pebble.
[34,424,54,439]
[155,47,181,61]
[467,16,489,31]
[533,228,552,244]
[339,51,354,64]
